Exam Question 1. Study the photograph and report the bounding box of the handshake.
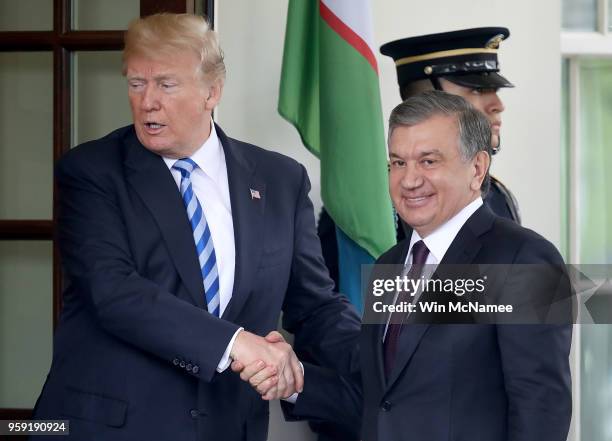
[230,330,303,400]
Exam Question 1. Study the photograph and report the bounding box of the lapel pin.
[250,188,261,200]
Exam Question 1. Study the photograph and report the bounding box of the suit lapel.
[384,205,496,392]
[385,324,430,390]
[438,205,494,266]
[215,125,266,322]
[123,128,205,308]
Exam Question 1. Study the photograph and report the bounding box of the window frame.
[561,1,612,440]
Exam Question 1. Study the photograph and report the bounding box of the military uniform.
[380,27,521,223]
[487,175,521,223]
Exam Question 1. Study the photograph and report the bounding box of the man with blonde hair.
[32,13,359,441]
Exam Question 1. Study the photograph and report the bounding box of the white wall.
[216,1,562,439]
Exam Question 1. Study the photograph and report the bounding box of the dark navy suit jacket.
[32,124,360,441]
[286,205,572,441]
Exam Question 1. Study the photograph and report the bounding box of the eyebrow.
[389,149,442,158]
[153,75,178,82]
[418,149,442,157]
[126,74,178,82]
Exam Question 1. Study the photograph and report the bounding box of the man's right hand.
[230,330,303,399]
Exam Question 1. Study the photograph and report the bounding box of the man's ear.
[471,150,490,192]
[204,82,223,111]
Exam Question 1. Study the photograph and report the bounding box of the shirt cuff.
[282,362,304,404]
[284,392,299,404]
[216,327,244,373]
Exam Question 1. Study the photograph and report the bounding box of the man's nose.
[399,162,423,190]
[141,85,161,111]
[488,92,505,114]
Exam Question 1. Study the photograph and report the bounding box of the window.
[562,1,612,440]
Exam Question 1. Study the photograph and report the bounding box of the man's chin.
[137,135,170,154]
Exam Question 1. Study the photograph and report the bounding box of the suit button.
[186,363,193,372]
[180,361,186,368]
[381,401,392,412]
[192,365,200,374]
[190,409,199,418]
[173,358,180,366]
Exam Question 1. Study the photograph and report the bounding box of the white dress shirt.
[405,197,484,267]
[162,121,240,372]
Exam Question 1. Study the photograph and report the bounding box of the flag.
[279,0,396,311]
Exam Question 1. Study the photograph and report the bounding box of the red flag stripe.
[319,1,378,74]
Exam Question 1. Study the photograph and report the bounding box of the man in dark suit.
[236,91,572,441]
[31,13,360,441]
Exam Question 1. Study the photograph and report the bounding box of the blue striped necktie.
[173,158,220,317]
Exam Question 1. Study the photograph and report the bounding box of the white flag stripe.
[321,0,377,57]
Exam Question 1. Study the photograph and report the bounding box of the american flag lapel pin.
[250,188,261,200]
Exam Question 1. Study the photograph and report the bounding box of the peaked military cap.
[380,27,514,90]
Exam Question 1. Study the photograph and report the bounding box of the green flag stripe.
[279,0,395,257]
[319,20,395,257]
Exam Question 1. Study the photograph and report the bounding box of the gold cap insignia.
[424,66,433,75]
[485,34,505,49]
